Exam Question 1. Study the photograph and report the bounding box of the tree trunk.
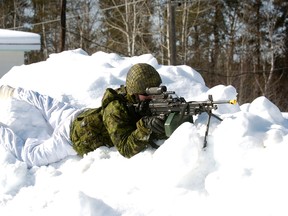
[60,0,66,52]
[167,0,176,65]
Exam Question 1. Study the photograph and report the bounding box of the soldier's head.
[126,63,162,97]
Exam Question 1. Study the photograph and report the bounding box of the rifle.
[138,86,237,148]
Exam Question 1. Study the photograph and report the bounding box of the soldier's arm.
[102,100,152,158]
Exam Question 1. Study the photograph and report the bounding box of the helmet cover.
[126,63,162,95]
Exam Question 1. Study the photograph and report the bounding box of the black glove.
[136,100,152,117]
[142,116,165,135]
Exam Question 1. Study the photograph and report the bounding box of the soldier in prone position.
[0,63,166,167]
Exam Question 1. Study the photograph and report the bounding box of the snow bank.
[0,49,287,216]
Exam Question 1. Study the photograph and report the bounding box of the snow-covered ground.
[0,49,287,216]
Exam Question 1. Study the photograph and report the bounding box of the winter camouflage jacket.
[70,86,159,157]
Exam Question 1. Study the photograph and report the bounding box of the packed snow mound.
[0,49,288,216]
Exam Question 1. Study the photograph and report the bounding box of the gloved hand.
[136,100,152,117]
[142,116,165,135]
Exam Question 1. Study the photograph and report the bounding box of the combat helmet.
[126,63,162,95]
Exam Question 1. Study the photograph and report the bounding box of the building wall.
[0,51,24,78]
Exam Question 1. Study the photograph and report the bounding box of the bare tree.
[66,0,101,53]
[254,0,285,98]
[99,0,154,56]
[0,0,30,29]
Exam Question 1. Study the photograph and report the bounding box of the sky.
[0,48,288,216]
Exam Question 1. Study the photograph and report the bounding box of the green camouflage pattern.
[70,107,113,156]
[70,86,154,157]
[126,63,162,95]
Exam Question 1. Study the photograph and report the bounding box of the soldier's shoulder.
[102,87,126,108]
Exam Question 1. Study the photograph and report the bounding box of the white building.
[0,29,41,78]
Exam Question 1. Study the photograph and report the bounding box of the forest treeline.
[1,0,287,111]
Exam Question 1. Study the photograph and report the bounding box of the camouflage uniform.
[71,63,164,158]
